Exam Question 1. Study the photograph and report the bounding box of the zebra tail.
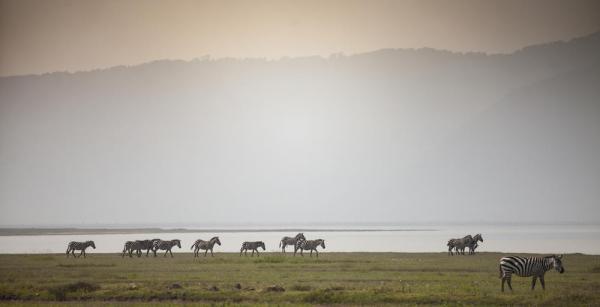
[190,243,195,250]
[498,264,502,278]
[279,241,281,248]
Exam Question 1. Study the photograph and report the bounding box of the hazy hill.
[0,32,599,225]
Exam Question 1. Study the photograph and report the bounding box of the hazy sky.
[1,0,599,76]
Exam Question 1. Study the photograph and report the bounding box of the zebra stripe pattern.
[190,237,221,257]
[152,239,181,257]
[66,241,96,258]
[279,233,305,253]
[240,241,266,257]
[499,255,565,291]
[294,238,325,258]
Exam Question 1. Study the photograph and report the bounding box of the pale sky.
[1,0,599,77]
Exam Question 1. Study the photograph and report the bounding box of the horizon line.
[2,30,598,79]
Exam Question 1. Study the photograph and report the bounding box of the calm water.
[1,224,599,254]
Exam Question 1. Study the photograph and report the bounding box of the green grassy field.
[1,252,599,306]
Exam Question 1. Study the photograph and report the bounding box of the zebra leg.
[66,247,70,257]
[256,249,260,257]
[531,276,537,290]
[210,249,214,257]
[71,249,76,257]
[282,243,285,253]
[310,250,313,257]
[204,249,208,257]
[315,249,319,258]
[501,277,506,292]
[300,249,304,257]
[169,249,174,258]
[540,276,546,290]
[507,278,513,291]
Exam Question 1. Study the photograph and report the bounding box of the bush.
[48,281,100,301]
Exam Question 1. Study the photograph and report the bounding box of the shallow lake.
[1,224,599,254]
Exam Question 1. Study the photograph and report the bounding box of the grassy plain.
[1,252,599,306]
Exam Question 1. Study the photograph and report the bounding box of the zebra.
[279,233,305,253]
[152,239,181,257]
[136,239,160,257]
[294,238,326,258]
[66,241,96,258]
[190,236,221,257]
[467,234,484,255]
[122,241,144,258]
[447,235,475,255]
[240,241,266,257]
[447,239,458,256]
[121,241,135,258]
[499,255,565,292]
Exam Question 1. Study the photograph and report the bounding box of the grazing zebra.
[190,237,222,257]
[66,241,96,258]
[294,238,326,258]
[499,255,565,291]
[240,241,265,257]
[136,239,160,257]
[467,234,484,255]
[279,233,305,253]
[152,239,181,257]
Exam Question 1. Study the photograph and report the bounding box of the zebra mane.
[210,236,219,241]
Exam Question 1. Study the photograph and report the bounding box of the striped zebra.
[121,241,136,258]
[447,234,482,255]
[121,241,143,258]
[447,236,472,256]
[152,239,181,257]
[447,238,458,256]
[66,241,96,258]
[467,234,484,255]
[190,237,221,257]
[136,239,160,257]
[240,241,265,257]
[279,233,305,253]
[294,238,326,258]
[499,255,565,291]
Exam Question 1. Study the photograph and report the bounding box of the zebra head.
[259,241,266,250]
[88,241,96,249]
[473,234,484,243]
[212,237,221,246]
[319,239,326,249]
[553,255,565,274]
[173,239,181,248]
[295,233,306,240]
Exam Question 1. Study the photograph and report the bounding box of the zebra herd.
[67,233,327,259]
[64,233,566,291]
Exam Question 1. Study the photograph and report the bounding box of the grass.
[0,252,599,305]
